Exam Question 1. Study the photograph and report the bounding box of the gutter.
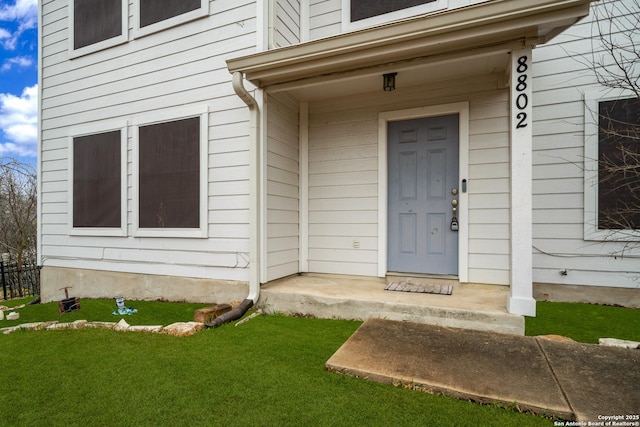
[207,72,261,327]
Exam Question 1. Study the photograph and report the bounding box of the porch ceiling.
[227,0,593,91]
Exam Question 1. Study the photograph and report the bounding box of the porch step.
[257,274,524,335]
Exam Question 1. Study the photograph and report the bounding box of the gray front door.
[388,114,459,275]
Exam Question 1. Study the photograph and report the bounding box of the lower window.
[584,93,640,240]
[133,107,208,238]
[597,97,640,230]
[138,117,201,229]
[73,130,122,228]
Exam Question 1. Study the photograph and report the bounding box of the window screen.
[351,0,437,22]
[73,0,122,50]
[73,131,121,228]
[138,117,200,229]
[140,0,201,28]
[598,97,640,230]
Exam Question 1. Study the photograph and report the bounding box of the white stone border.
[1,319,205,337]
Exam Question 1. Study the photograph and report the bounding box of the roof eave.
[227,0,593,87]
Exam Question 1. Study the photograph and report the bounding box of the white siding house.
[38,0,639,315]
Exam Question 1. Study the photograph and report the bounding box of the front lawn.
[2,298,638,426]
[1,299,550,427]
[525,301,640,343]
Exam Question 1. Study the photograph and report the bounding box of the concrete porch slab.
[258,273,524,335]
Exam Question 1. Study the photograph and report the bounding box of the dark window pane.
[598,97,640,230]
[140,0,201,28]
[73,131,121,228]
[351,0,437,22]
[139,117,200,229]
[74,0,122,50]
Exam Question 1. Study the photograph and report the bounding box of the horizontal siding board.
[309,235,377,250]
[468,268,509,285]
[308,260,377,276]
[42,258,249,282]
[308,210,377,224]
[309,223,377,237]
[309,183,377,199]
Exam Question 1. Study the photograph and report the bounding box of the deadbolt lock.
[452,188,458,195]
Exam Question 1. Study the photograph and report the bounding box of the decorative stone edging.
[1,318,205,337]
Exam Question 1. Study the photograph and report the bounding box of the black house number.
[515,55,529,129]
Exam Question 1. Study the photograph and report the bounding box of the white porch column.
[508,46,536,316]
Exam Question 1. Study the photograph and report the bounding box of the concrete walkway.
[326,318,640,422]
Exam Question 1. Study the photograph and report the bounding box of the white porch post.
[508,46,537,316]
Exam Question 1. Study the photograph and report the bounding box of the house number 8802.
[515,55,528,129]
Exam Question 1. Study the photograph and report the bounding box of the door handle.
[450,198,459,231]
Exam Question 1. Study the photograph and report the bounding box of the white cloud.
[0,0,37,50]
[0,85,37,157]
[1,55,33,72]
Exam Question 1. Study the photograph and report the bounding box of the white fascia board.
[227,0,592,87]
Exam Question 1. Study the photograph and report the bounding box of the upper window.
[69,0,127,57]
[69,123,127,236]
[133,107,208,238]
[135,0,209,38]
[140,0,201,27]
[343,0,446,31]
[584,93,640,241]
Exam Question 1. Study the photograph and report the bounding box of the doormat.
[385,281,453,295]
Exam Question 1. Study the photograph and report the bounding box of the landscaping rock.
[71,320,88,329]
[44,320,87,330]
[162,321,204,337]
[85,321,117,330]
[6,312,19,321]
[47,322,73,330]
[17,322,46,331]
[194,304,232,323]
[1,326,20,335]
[114,318,130,332]
[599,338,640,349]
[128,325,163,333]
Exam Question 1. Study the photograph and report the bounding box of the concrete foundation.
[534,282,640,308]
[40,266,249,304]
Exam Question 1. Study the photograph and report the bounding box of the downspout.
[207,71,261,327]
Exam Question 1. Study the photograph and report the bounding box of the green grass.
[2,299,638,426]
[0,299,551,427]
[525,301,640,343]
[1,297,210,326]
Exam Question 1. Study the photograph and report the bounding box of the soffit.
[226,0,593,88]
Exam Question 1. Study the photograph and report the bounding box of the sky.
[0,0,38,164]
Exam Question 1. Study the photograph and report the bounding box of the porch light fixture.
[383,72,397,91]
